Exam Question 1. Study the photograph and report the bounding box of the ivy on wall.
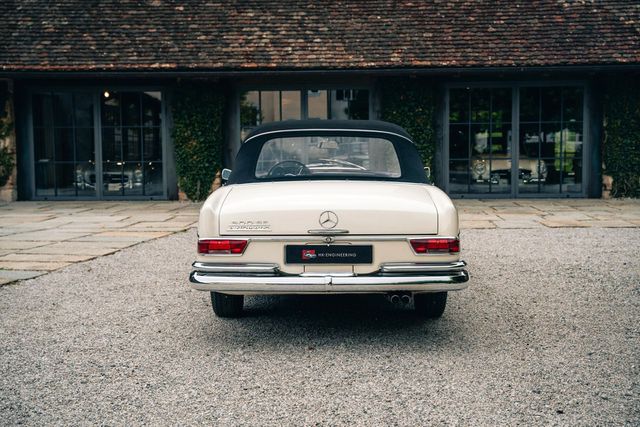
[603,77,640,198]
[171,84,225,201]
[380,78,437,172]
[0,82,14,187]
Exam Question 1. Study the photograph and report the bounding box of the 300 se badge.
[286,245,373,264]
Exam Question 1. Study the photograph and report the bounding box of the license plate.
[285,245,373,264]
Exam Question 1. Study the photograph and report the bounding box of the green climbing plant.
[171,84,225,201]
[603,77,640,198]
[380,78,437,172]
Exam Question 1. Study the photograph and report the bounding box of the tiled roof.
[1,0,639,73]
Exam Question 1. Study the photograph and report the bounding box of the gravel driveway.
[1,228,638,425]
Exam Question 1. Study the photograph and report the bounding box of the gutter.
[1,64,639,79]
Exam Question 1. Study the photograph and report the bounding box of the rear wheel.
[210,292,244,318]
[414,292,447,318]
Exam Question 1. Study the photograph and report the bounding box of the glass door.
[100,91,163,197]
[448,87,513,194]
[519,87,584,194]
[32,92,96,198]
[447,85,585,197]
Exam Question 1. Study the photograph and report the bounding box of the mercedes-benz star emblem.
[319,211,338,229]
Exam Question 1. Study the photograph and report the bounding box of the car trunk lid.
[219,181,438,235]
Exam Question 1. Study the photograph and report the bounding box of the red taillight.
[410,238,460,254]
[198,239,248,255]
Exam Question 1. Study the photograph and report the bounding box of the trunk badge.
[319,211,338,229]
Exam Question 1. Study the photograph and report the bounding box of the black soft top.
[228,120,428,185]
[243,119,413,142]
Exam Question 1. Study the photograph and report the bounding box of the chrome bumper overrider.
[189,261,469,294]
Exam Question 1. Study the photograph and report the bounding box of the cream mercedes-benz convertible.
[190,120,469,318]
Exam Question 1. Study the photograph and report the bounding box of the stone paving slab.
[0,201,200,284]
[0,198,638,286]
[0,269,45,285]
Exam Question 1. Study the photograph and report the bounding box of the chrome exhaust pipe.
[390,294,401,304]
[401,294,412,305]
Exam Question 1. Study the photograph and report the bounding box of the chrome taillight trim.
[379,261,466,273]
[192,262,279,274]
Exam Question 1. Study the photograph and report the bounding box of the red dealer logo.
[302,249,317,260]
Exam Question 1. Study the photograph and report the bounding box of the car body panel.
[190,120,468,296]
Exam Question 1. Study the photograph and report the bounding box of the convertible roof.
[243,120,413,143]
[230,119,427,185]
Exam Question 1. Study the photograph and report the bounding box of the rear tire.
[210,292,244,318]
[414,292,447,318]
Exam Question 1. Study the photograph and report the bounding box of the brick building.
[0,0,639,200]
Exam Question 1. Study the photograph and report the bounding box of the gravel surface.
[1,228,638,426]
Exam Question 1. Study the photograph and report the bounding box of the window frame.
[25,86,168,200]
[443,81,589,198]
[234,84,375,158]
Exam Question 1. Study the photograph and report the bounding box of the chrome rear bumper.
[189,261,469,295]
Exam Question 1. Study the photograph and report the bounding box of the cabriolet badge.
[228,220,271,231]
[319,211,338,229]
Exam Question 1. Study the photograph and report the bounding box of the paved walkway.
[456,198,640,229]
[0,198,638,285]
[0,201,200,284]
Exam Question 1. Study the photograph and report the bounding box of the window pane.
[122,93,141,126]
[560,122,583,161]
[260,91,279,123]
[101,93,120,126]
[35,163,55,197]
[489,158,511,193]
[52,93,73,127]
[449,124,469,159]
[144,162,164,196]
[281,91,300,120]
[241,91,260,126]
[307,90,328,119]
[471,125,490,156]
[449,89,469,123]
[563,87,583,122]
[562,160,582,193]
[75,161,96,196]
[448,160,469,193]
[470,89,490,122]
[75,128,95,162]
[74,94,94,128]
[255,136,401,179]
[54,128,74,162]
[348,90,369,119]
[520,87,539,122]
[491,121,511,156]
[102,128,121,162]
[103,162,124,195]
[142,92,161,126]
[123,162,143,196]
[33,93,53,128]
[492,88,512,123]
[470,157,490,193]
[329,90,353,120]
[34,127,54,162]
[541,123,562,158]
[519,124,541,160]
[143,127,162,161]
[123,127,141,161]
[56,164,76,197]
[541,87,562,122]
